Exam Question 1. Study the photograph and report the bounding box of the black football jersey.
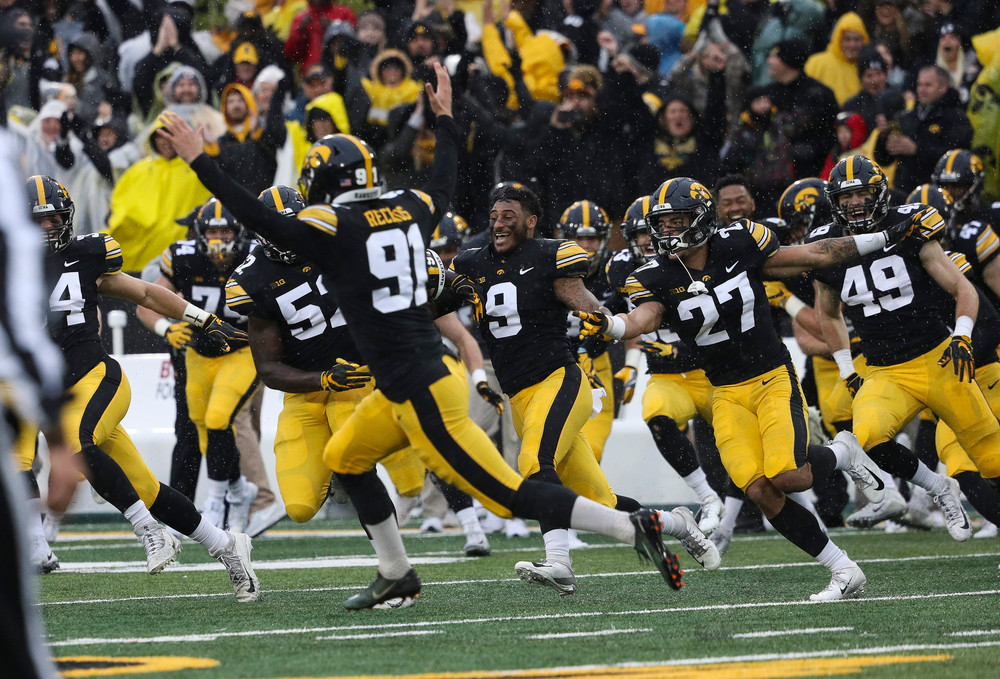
[566,250,615,356]
[808,205,952,366]
[47,233,122,384]
[226,252,363,372]
[947,217,1000,309]
[625,220,789,386]
[926,251,1000,367]
[605,247,702,374]
[451,238,590,395]
[160,240,249,357]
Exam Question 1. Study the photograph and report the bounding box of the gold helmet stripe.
[34,175,47,206]
[656,179,678,204]
[945,150,959,175]
[582,201,591,227]
[845,155,856,181]
[343,135,373,188]
[215,200,222,219]
[270,187,285,212]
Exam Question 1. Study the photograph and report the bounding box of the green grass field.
[38,512,1000,679]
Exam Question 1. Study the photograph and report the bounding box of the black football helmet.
[558,200,611,273]
[826,155,890,233]
[777,178,832,244]
[906,183,955,226]
[623,195,654,265]
[194,198,250,265]
[931,149,984,216]
[257,185,306,264]
[487,180,527,206]
[430,212,470,252]
[298,134,382,205]
[26,175,74,252]
[646,178,716,255]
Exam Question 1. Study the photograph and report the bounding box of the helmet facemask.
[33,207,74,253]
[648,205,713,255]
[829,183,889,234]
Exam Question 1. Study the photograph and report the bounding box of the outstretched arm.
[575,300,666,342]
[554,276,602,312]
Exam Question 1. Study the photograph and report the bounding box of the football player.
[811,155,997,543]
[452,184,719,596]
[576,174,929,601]
[606,195,726,541]
[157,64,690,610]
[27,175,260,602]
[137,199,260,533]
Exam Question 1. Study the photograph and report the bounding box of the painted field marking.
[731,626,854,639]
[315,630,444,641]
[527,628,652,640]
[47,588,1000,647]
[949,629,1000,636]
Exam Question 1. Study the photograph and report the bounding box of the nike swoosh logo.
[725,262,738,273]
[989,380,999,390]
[883,244,896,253]
[520,267,534,275]
[839,583,848,595]
[64,260,79,267]
[761,377,776,385]
[864,467,885,491]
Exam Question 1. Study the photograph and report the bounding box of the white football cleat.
[695,495,725,536]
[139,523,181,574]
[218,532,260,602]
[809,563,866,601]
[567,529,590,549]
[245,501,286,538]
[505,517,530,538]
[419,516,444,533]
[900,485,938,530]
[30,534,59,574]
[514,559,577,595]
[42,514,61,543]
[709,525,733,556]
[836,431,886,504]
[664,506,721,571]
[463,527,491,557]
[975,521,998,539]
[932,477,971,542]
[846,488,907,528]
[225,480,259,533]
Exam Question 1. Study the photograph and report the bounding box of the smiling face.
[716,184,755,225]
[489,200,536,255]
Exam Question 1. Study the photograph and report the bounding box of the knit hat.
[771,39,810,72]
[856,45,888,77]
[628,43,662,74]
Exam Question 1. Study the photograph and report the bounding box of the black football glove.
[475,379,505,414]
[638,339,678,359]
[884,206,944,246]
[165,321,194,349]
[199,314,248,352]
[845,372,864,398]
[573,310,613,340]
[939,335,975,382]
[450,273,484,323]
[320,358,372,391]
[615,365,637,404]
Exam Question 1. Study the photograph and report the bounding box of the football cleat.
[202,496,227,529]
[664,506,721,571]
[225,479,259,534]
[898,486,938,530]
[975,521,998,539]
[809,563,866,601]
[709,525,733,556]
[630,508,684,589]
[463,527,491,557]
[140,522,182,574]
[245,501,286,538]
[30,535,59,574]
[932,477,971,542]
[836,431,886,504]
[42,513,61,543]
[505,517,530,538]
[345,568,421,610]
[419,516,444,533]
[567,528,590,549]
[217,532,260,602]
[695,495,725,536]
[514,559,577,596]
[846,489,907,528]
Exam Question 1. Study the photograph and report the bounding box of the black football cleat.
[630,508,684,589]
[344,568,421,610]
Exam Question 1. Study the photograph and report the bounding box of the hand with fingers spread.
[156,111,206,163]
[884,206,944,246]
[199,315,248,352]
[939,335,975,382]
[450,273,484,322]
[321,358,373,391]
[638,339,677,359]
[573,309,623,341]
[165,321,194,349]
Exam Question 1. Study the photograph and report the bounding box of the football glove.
[450,273,484,323]
[476,380,505,414]
[578,349,604,390]
[939,335,975,382]
[884,206,944,246]
[845,372,864,399]
[574,310,613,340]
[615,365,637,404]
[165,321,194,349]
[763,280,793,309]
[638,339,677,359]
[199,314,248,352]
[320,358,373,391]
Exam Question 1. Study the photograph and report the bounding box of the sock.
[366,514,411,579]
[568,496,634,544]
[767,496,829,558]
[815,539,854,572]
[190,516,231,557]
[720,496,743,533]
[438,481,474,513]
[335,471,395,526]
[955,471,1000,524]
[205,478,228,502]
[914,419,939,469]
[683,468,717,504]
[808,444,839,480]
[26,498,46,539]
[613,494,642,512]
[656,509,681,537]
[542,529,571,566]
[124,499,156,536]
[868,440,919,479]
[910,461,947,494]
[456,506,480,533]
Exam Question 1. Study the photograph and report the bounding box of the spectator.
[354,9,387,75]
[107,120,210,272]
[480,2,567,107]
[646,0,685,76]
[821,111,869,179]
[804,12,869,106]
[668,36,749,123]
[859,0,912,70]
[2,9,48,111]
[205,82,287,196]
[252,65,286,128]
[162,65,226,140]
[602,0,646,48]
[843,45,902,132]
[286,62,332,123]
[682,0,770,63]
[133,8,210,118]
[874,64,973,192]
[933,23,980,103]
[350,49,422,150]
[211,11,292,96]
[284,0,357,69]
[560,0,602,66]
[12,99,80,184]
[230,42,261,89]
[63,32,116,125]
[750,0,826,86]
[318,19,357,95]
[404,19,438,73]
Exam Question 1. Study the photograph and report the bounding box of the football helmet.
[931,149,984,215]
[906,183,955,226]
[777,178,832,244]
[26,175,74,252]
[623,195,654,265]
[298,134,382,205]
[826,155,889,233]
[558,200,611,273]
[194,198,250,265]
[257,185,306,264]
[430,212,470,251]
[646,178,716,255]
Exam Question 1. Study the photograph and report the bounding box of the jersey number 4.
[50,272,85,326]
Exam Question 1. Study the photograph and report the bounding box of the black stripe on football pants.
[537,365,584,472]
[786,363,809,469]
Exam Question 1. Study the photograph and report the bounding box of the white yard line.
[527,628,652,640]
[949,629,1000,636]
[732,626,854,639]
[47,588,1000,647]
[315,630,443,641]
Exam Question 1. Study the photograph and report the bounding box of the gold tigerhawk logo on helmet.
[971,154,984,173]
[303,144,332,170]
[794,186,819,212]
[690,183,711,201]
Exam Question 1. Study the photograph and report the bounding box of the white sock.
[190,516,231,557]
[720,496,743,533]
[683,468,717,504]
[543,529,571,566]
[815,539,854,572]
[656,509,680,537]
[828,438,850,469]
[124,499,156,536]
[456,507,481,534]
[910,461,947,494]
[366,514,411,579]
[206,478,228,500]
[228,475,247,495]
[568,496,634,544]
[27,498,46,539]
